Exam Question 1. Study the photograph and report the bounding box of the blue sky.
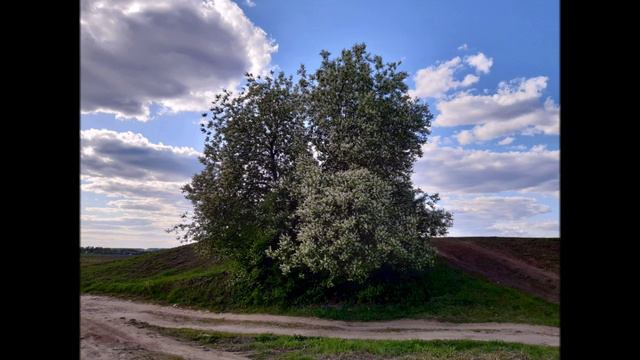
[81,0,559,248]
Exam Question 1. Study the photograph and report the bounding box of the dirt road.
[81,302,249,360]
[81,295,559,359]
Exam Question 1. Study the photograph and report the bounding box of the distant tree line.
[80,247,160,256]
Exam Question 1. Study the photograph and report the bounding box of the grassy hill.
[80,239,559,326]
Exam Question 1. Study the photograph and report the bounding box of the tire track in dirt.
[81,303,249,360]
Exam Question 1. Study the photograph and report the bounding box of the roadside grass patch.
[146,326,559,360]
[81,245,558,326]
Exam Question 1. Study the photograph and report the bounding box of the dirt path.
[81,295,559,354]
[431,238,560,303]
[81,300,250,360]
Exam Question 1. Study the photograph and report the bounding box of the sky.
[81,0,560,248]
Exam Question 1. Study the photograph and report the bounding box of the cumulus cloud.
[412,137,559,194]
[244,0,256,7]
[498,136,515,145]
[446,196,550,220]
[457,43,469,51]
[81,0,277,121]
[82,176,187,199]
[440,194,557,237]
[464,52,493,74]
[409,52,492,99]
[81,129,202,247]
[81,227,181,248]
[104,198,165,212]
[81,215,154,229]
[489,220,559,237]
[81,129,202,181]
[409,56,481,99]
[433,77,559,144]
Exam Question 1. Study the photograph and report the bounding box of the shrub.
[268,165,439,287]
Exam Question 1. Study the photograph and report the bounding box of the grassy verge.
[128,320,558,360]
[80,246,559,326]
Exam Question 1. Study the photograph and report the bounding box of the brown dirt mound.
[431,237,559,303]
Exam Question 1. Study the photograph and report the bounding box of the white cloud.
[489,220,559,237]
[81,180,192,248]
[413,138,559,195]
[81,129,202,248]
[530,144,548,152]
[440,194,557,237]
[498,137,515,145]
[82,176,187,199]
[408,50,558,237]
[408,52,493,99]
[465,52,493,74]
[81,0,277,121]
[461,74,480,86]
[409,57,480,99]
[441,136,454,146]
[83,196,190,228]
[457,43,469,51]
[81,129,202,181]
[81,228,182,248]
[446,196,550,221]
[106,198,165,212]
[435,76,559,144]
[455,130,474,145]
[244,0,256,7]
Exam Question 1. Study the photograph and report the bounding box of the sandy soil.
[431,238,560,303]
[81,299,249,360]
[81,295,559,358]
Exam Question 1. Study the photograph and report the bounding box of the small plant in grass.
[256,333,278,343]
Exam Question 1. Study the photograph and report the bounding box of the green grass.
[80,245,559,326]
[132,322,558,360]
[306,263,559,325]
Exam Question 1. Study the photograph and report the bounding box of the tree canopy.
[174,43,452,290]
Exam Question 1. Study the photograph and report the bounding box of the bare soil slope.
[431,237,559,303]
